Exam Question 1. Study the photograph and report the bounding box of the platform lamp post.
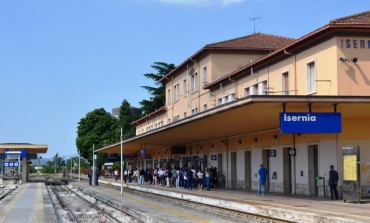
[92,144,95,186]
[120,127,124,196]
[78,150,81,182]
[70,157,73,178]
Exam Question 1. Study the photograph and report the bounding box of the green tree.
[76,108,118,164]
[139,62,176,114]
[118,99,140,139]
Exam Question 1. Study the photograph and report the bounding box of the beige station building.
[97,11,370,198]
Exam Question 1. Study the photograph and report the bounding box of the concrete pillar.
[22,158,27,183]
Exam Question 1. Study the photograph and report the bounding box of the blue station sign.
[280,112,342,133]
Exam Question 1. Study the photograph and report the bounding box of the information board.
[342,145,361,203]
[343,155,357,181]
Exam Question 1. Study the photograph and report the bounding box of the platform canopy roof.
[95,95,370,157]
[0,143,48,154]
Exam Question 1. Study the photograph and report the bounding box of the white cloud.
[157,0,246,6]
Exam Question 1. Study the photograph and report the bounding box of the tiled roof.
[330,10,370,24]
[205,33,295,50]
[204,10,370,90]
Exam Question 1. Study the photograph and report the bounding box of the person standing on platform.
[88,169,92,185]
[328,165,339,200]
[114,169,118,181]
[205,168,211,191]
[257,164,268,196]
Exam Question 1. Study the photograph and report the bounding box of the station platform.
[0,182,57,223]
[94,177,370,223]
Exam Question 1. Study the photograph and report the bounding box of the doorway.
[262,149,270,192]
[283,147,292,194]
[308,144,319,196]
[244,151,251,190]
[231,152,236,188]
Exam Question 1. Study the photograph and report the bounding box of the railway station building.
[97,11,370,198]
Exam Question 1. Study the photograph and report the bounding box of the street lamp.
[92,144,95,186]
[78,151,81,182]
[120,127,124,195]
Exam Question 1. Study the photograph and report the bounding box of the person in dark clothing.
[187,168,194,190]
[328,165,339,200]
[88,169,92,185]
[93,168,100,186]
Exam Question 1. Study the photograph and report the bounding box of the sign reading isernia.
[280,112,342,134]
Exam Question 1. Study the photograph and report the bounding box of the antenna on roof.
[250,17,261,33]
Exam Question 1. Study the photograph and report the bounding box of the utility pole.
[120,127,123,195]
[92,144,95,186]
[70,157,73,178]
[54,153,58,175]
[250,17,261,33]
[78,151,81,182]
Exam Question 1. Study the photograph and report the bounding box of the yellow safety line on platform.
[0,184,29,222]
[111,189,209,223]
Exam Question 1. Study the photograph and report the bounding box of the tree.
[139,62,176,114]
[76,108,119,164]
[118,99,140,139]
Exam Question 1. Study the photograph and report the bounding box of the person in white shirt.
[197,169,204,190]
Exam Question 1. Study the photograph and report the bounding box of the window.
[203,103,207,111]
[167,89,171,104]
[282,72,289,95]
[173,115,180,121]
[191,72,198,92]
[191,107,198,115]
[258,81,267,95]
[183,79,187,96]
[173,83,180,101]
[184,112,187,118]
[228,93,235,101]
[245,87,250,97]
[253,85,258,95]
[155,121,163,128]
[307,61,316,94]
[218,93,236,105]
[202,66,207,87]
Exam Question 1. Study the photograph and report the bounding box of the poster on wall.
[343,154,357,181]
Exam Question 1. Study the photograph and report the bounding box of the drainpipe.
[187,64,190,108]
[226,138,229,188]
[284,49,297,95]
[171,76,174,120]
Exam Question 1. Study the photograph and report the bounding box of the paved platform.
[0,182,57,223]
[95,177,370,223]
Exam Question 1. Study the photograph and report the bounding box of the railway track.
[46,179,142,223]
[118,185,296,223]
[72,181,296,223]
[0,185,17,202]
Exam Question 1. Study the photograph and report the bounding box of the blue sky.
[0,0,368,158]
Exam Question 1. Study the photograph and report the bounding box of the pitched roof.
[204,10,370,90]
[206,33,295,50]
[330,10,370,24]
[159,33,294,83]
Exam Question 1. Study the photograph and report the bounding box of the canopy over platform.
[0,143,48,157]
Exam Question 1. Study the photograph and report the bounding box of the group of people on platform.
[118,166,219,191]
[89,163,340,200]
